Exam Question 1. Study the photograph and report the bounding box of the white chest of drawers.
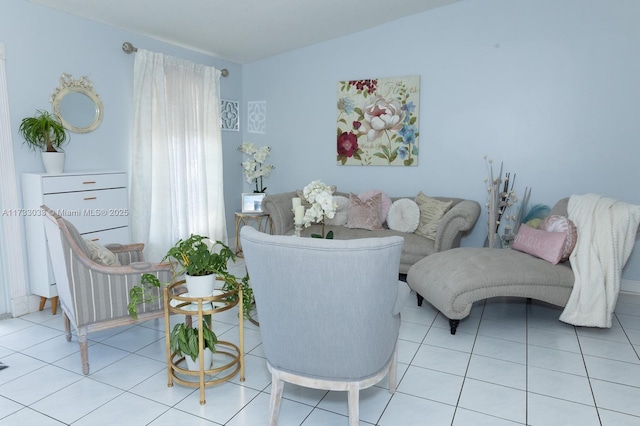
[22,171,130,308]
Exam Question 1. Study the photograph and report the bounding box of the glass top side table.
[234,211,273,258]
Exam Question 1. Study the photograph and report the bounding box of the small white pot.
[184,348,214,371]
[41,151,65,174]
[185,274,215,297]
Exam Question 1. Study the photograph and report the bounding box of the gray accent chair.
[240,227,410,426]
[42,205,173,374]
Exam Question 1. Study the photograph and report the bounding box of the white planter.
[41,151,65,174]
[185,273,215,297]
[184,348,214,371]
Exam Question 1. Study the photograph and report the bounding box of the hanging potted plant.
[18,109,69,173]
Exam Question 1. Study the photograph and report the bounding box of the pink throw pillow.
[513,224,567,264]
[347,193,383,230]
[358,190,392,224]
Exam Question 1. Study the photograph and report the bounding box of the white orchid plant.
[239,142,274,193]
[302,180,337,239]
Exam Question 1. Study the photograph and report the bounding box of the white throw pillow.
[325,195,349,226]
[85,239,121,266]
[387,199,420,233]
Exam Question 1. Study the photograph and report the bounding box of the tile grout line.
[616,312,640,362]
[450,299,485,425]
[374,298,438,425]
[574,320,603,426]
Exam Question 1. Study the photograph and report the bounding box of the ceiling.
[28,0,459,64]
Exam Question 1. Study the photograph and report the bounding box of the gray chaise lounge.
[407,198,575,334]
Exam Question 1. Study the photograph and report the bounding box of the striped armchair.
[42,205,173,375]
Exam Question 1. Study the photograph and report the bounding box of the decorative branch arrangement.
[484,156,524,248]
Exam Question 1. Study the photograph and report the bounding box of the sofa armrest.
[262,191,298,235]
[434,200,481,252]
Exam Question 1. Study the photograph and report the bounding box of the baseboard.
[621,278,640,295]
[10,295,29,317]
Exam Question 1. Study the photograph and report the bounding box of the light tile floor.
[1,270,640,425]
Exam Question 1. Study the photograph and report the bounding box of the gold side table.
[234,211,273,258]
[164,280,245,405]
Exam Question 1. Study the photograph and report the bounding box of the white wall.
[1,0,244,311]
[241,0,640,282]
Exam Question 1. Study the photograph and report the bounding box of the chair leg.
[63,313,71,342]
[389,345,398,394]
[269,375,284,426]
[347,383,359,426]
[416,293,424,306]
[79,328,89,375]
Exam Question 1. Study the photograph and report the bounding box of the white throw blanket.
[559,194,640,327]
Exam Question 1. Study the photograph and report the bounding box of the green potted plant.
[164,234,234,296]
[18,109,69,173]
[127,236,253,371]
[127,235,253,319]
[170,318,218,371]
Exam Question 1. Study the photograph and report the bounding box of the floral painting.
[337,75,419,166]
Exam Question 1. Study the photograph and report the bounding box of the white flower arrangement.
[302,180,337,230]
[239,142,274,193]
[302,180,337,226]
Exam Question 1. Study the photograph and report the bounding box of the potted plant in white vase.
[19,109,69,173]
[170,318,218,371]
[163,234,237,297]
[128,235,253,319]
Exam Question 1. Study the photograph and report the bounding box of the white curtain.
[130,49,227,262]
[0,42,28,316]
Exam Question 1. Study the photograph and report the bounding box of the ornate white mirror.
[50,73,103,133]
